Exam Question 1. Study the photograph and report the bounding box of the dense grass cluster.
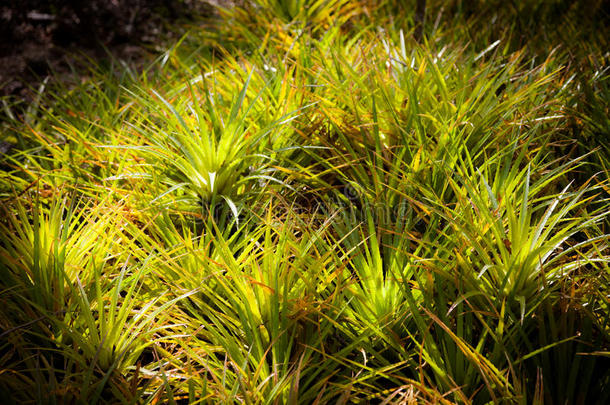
[1,1,609,403]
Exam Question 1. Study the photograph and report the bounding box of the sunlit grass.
[1,0,608,403]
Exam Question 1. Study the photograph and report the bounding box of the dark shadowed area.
[0,0,216,100]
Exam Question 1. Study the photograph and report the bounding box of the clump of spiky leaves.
[129,201,344,403]
[0,192,192,402]
[97,52,311,223]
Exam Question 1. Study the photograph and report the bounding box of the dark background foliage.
[0,0,214,98]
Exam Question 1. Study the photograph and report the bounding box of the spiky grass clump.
[1,0,609,403]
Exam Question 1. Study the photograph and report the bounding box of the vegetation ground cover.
[1,1,609,403]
